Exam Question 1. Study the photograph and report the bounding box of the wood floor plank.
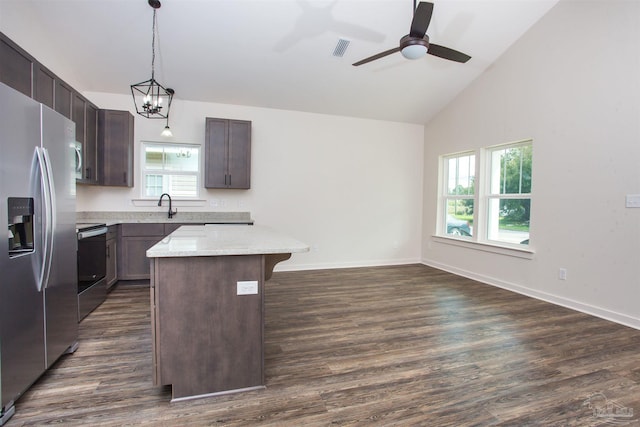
[6,264,640,426]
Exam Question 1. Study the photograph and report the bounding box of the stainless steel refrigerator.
[0,82,79,425]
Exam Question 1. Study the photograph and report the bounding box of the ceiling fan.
[352,1,471,66]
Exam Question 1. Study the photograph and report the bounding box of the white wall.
[79,93,424,271]
[1,0,424,273]
[422,0,640,328]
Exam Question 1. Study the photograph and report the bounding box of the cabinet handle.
[123,172,127,184]
[85,167,91,179]
[106,245,110,258]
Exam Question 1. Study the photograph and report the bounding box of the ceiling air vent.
[332,38,350,58]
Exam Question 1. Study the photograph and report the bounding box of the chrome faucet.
[158,193,177,219]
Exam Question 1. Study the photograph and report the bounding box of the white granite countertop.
[146,225,309,258]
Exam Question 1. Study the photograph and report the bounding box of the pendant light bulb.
[162,116,173,137]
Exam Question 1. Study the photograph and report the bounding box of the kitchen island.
[146,225,308,401]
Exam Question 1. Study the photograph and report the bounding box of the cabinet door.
[34,64,55,109]
[119,236,162,280]
[118,223,164,280]
[205,118,251,189]
[0,35,33,97]
[204,118,229,188]
[72,93,86,144]
[228,120,251,189]
[98,109,134,187]
[54,80,73,119]
[84,103,98,184]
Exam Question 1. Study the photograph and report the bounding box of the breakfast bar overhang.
[146,225,309,401]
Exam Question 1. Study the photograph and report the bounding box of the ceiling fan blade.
[427,43,471,63]
[352,47,401,66]
[409,2,434,38]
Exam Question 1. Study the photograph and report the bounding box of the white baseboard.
[274,258,421,273]
[422,259,640,330]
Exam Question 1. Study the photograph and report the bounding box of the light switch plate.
[237,280,259,295]
[626,194,640,208]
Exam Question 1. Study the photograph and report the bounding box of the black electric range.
[76,223,108,320]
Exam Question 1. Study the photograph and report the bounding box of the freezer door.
[0,83,46,411]
[40,105,78,367]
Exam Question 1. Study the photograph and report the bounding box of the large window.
[439,140,532,247]
[142,142,200,198]
[486,143,532,245]
[443,152,475,237]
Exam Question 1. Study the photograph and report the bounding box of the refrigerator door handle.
[41,147,57,237]
[35,147,54,292]
[74,143,82,175]
[41,147,57,290]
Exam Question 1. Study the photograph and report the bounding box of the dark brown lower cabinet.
[118,223,165,280]
[118,223,204,281]
[150,254,265,400]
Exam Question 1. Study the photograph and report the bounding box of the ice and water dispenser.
[7,197,34,257]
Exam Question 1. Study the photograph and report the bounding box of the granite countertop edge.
[146,224,310,258]
[77,211,253,226]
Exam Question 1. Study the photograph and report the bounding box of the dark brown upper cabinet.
[0,32,104,186]
[73,94,99,185]
[0,35,33,98]
[84,102,99,184]
[54,80,73,119]
[34,64,55,109]
[205,118,251,189]
[98,109,134,187]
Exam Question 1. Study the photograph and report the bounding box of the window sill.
[131,199,207,208]
[431,235,535,260]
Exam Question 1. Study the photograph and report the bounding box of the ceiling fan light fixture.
[399,34,429,60]
[401,44,428,60]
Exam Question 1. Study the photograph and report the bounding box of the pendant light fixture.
[161,118,173,137]
[131,0,174,121]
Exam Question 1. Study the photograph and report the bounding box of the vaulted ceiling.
[1,0,558,124]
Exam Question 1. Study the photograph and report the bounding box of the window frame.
[437,139,533,254]
[441,151,476,240]
[140,141,202,200]
[482,140,532,246]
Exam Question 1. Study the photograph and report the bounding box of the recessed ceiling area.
[0,0,559,124]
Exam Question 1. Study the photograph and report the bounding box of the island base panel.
[151,255,265,400]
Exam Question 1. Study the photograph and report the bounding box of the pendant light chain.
[151,9,157,80]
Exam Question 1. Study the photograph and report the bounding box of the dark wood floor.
[7,264,640,426]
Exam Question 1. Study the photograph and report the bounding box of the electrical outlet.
[626,194,640,208]
[237,281,258,295]
[558,268,567,281]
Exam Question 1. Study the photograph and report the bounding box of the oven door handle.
[78,226,108,240]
